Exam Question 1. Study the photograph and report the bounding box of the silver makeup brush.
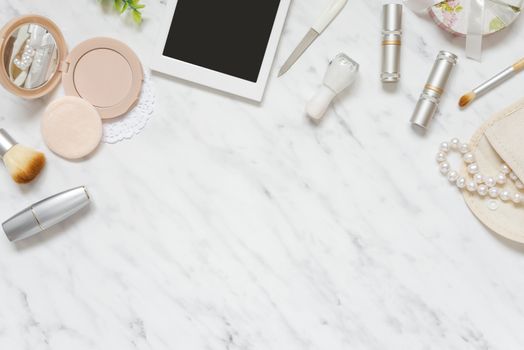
[459,58,524,108]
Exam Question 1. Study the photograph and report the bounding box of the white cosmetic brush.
[0,129,45,184]
[459,58,524,108]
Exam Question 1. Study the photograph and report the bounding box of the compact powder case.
[0,15,143,158]
[0,15,143,119]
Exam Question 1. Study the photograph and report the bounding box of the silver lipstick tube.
[410,51,458,130]
[2,186,90,242]
[381,4,403,82]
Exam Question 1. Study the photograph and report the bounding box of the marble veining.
[1,0,524,349]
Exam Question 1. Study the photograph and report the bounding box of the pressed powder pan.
[62,37,143,119]
[0,15,143,119]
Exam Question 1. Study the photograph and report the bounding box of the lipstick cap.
[382,4,403,32]
[426,51,458,89]
[2,186,90,242]
[0,129,17,158]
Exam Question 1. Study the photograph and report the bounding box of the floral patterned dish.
[429,0,521,37]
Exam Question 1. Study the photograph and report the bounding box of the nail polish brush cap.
[0,129,17,158]
[2,186,90,242]
[306,53,359,122]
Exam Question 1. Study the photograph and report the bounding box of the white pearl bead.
[509,172,518,181]
[466,181,477,192]
[459,143,470,154]
[463,153,475,164]
[450,138,460,150]
[440,142,450,152]
[516,180,524,190]
[477,184,488,196]
[447,170,459,182]
[500,164,510,174]
[499,190,511,201]
[512,193,522,204]
[488,187,499,198]
[436,152,447,163]
[439,162,450,175]
[456,177,466,189]
[484,177,496,188]
[473,173,484,184]
[467,163,479,174]
[496,173,507,185]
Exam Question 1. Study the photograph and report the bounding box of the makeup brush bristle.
[3,144,46,184]
[459,91,476,108]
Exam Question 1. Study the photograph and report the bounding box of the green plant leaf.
[108,0,145,25]
[114,0,123,11]
[132,9,142,24]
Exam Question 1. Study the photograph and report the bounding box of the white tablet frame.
[150,0,291,102]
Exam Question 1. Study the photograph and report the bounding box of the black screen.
[162,0,281,83]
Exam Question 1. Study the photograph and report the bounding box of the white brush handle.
[312,0,348,33]
[306,86,337,122]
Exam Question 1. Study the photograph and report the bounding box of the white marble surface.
[1,0,524,349]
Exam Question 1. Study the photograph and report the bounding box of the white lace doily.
[102,71,155,144]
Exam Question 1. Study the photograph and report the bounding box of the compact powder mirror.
[0,15,66,99]
[2,23,59,90]
[0,15,143,119]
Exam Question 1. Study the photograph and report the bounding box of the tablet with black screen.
[151,0,290,101]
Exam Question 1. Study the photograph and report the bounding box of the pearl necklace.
[437,138,524,205]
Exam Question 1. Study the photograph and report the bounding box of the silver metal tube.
[410,51,458,130]
[381,4,402,82]
[2,186,90,242]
